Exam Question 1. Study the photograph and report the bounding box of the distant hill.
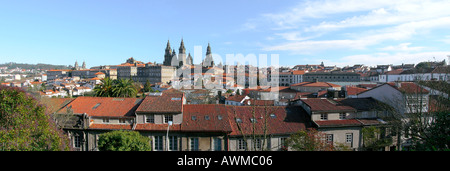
[0,62,71,70]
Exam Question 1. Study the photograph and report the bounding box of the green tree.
[286,128,335,151]
[362,126,393,151]
[93,77,114,97]
[97,130,151,151]
[143,80,153,92]
[112,79,138,97]
[0,86,70,151]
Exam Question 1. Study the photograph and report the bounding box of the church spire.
[163,40,173,66]
[178,38,186,66]
[203,43,214,67]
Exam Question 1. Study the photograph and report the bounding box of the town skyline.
[1,0,450,68]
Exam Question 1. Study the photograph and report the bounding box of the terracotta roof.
[181,104,233,133]
[386,82,429,94]
[301,98,356,112]
[94,72,105,75]
[290,81,341,88]
[336,98,389,111]
[226,95,247,103]
[136,92,184,114]
[58,96,143,117]
[228,106,308,136]
[314,119,362,127]
[89,124,133,130]
[345,86,368,96]
[242,99,274,106]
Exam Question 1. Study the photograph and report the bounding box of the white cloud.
[327,51,450,67]
[380,43,424,51]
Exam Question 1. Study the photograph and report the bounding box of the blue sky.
[1,0,449,68]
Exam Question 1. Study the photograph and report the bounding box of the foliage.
[0,86,70,151]
[362,126,393,151]
[286,128,335,151]
[409,111,450,151]
[112,79,138,97]
[97,130,151,151]
[143,80,154,92]
[93,77,114,97]
[93,78,137,97]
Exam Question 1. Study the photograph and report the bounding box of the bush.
[98,130,151,151]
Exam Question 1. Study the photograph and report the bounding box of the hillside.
[0,62,71,70]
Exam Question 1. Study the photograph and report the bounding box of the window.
[214,138,222,151]
[326,134,333,145]
[74,134,81,148]
[190,137,199,151]
[119,118,127,124]
[280,137,287,150]
[92,103,101,109]
[238,139,247,150]
[154,136,163,151]
[339,113,346,120]
[145,115,154,123]
[235,118,242,123]
[346,133,353,144]
[169,136,178,151]
[320,114,328,120]
[102,118,110,123]
[253,139,262,150]
[164,115,173,123]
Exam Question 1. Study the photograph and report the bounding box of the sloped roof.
[227,106,308,136]
[58,96,142,117]
[181,104,232,133]
[136,93,184,114]
[300,98,356,112]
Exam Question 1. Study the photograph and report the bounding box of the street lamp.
[166,121,173,151]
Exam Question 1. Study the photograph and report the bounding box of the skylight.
[235,118,242,123]
[205,115,210,120]
[171,97,181,101]
[191,116,197,121]
[217,115,223,120]
[270,114,276,118]
[92,103,101,109]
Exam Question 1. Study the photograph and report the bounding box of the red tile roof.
[345,86,368,96]
[89,124,133,130]
[301,98,356,112]
[227,106,307,136]
[226,95,247,103]
[60,96,142,117]
[315,118,386,128]
[386,82,429,94]
[181,104,233,133]
[136,92,184,114]
[314,119,362,127]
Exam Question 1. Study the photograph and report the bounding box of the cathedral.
[163,39,213,68]
[73,60,87,70]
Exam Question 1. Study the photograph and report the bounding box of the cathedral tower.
[178,38,186,66]
[163,40,173,66]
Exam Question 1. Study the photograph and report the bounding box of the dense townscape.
[1,39,449,151]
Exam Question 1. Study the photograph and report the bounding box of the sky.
[1,0,450,68]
